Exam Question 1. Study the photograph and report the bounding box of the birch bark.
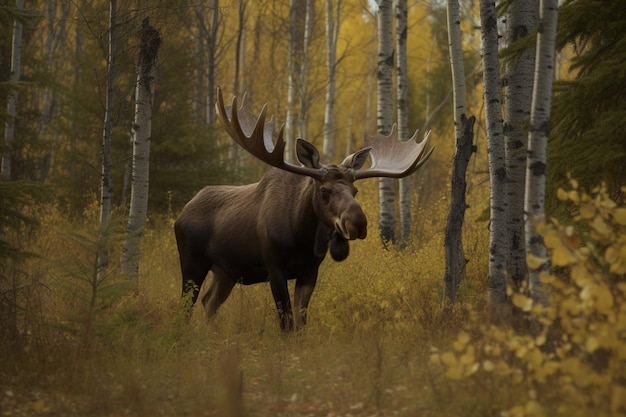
[286,0,305,163]
[443,0,470,304]
[525,0,558,307]
[122,19,161,284]
[1,0,25,179]
[322,0,342,163]
[504,0,538,288]
[376,0,396,244]
[396,0,411,244]
[96,0,116,282]
[480,0,508,319]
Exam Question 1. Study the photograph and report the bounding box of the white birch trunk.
[230,0,247,167]
[504,0,537,287]
[38,0,68,182]
[480,0,508,319]
[298,0,314,140]
[286,0,304,163]
[322,0,342,163]
[396,0,411,243]
[206,0,219,126]
[376,0,396,244]
[194,4,206,123]
[525,0,558,307]
[447,0,467,139]
[97,0,116,282]
[122,19,161,283]
[2,0,25,179]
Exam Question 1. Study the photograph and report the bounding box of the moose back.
[174,88,433,331]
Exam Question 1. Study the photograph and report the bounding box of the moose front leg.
[294,273,318,329]
[269,272,294,331]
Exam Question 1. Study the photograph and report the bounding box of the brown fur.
[175,148,369,331]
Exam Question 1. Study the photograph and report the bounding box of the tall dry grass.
[1,179,511,417]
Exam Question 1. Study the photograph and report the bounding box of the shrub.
[430,181,626,417]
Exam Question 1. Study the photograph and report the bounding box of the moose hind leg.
[179,254,211,315]
[201,267,235,321]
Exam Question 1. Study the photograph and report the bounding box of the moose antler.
[215,87,325,180]
[353,125,433,180]
[216,88,433,181]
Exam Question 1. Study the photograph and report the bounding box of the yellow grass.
[1,182,494,416]
[7,181,624,416]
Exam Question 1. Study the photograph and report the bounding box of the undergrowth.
[431,181,626,417]
[3,180,623,416]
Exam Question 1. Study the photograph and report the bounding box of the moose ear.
[341,147,372,170]
[296,139,322,169]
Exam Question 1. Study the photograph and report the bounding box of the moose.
[174,88,433,330]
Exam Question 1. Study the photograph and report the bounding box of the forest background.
[1,0,625,416]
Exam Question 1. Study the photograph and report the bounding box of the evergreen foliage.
[549,0,626,211]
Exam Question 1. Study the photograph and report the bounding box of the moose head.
[174,88,433,330]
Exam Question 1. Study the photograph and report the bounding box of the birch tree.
[376,0,396,244]
[206,0,219,126]
[525,0,558,307]
[38,0,68,182]
[193,1,220,126]
[230,0,248,167]
[503,0,537,288]
[322,0,342,163]
[443,0,472,305]
[298,0,314,140]
[121,18,161,283]
[1,0,25,179]
[396,0,411,243]
[96,0,117,281]
[285,0,305,163]
[480,0,508,317]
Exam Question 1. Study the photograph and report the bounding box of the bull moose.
[174,88,433,330]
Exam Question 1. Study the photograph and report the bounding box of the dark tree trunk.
[443,114,476,306]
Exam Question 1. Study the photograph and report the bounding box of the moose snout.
[336,205,368,240]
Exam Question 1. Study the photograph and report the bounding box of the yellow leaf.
[460,346,475,365]
[567,190,580,203]
[556,188,568,201]
[535,335,546,346]
[441,352,457,367]
[590,215,612,237]
[552,246,577,266]
[506,405,526,417]
[578,203,596,219]
[445,366,463,380]
[605,246,618,264]
[614,208,626,226]
[600,198,617,209]
[429,353,441,365]
[525,400,545,417]
[585,336,599,353]
[571,264,590,287]
[543,231,562,249]
[527,254,548,270]
[595,286,614,312]
[457,331,470,345]
[483,360,495,372]
[512,293,533,312]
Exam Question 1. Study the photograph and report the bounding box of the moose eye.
[320,186,331,199]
